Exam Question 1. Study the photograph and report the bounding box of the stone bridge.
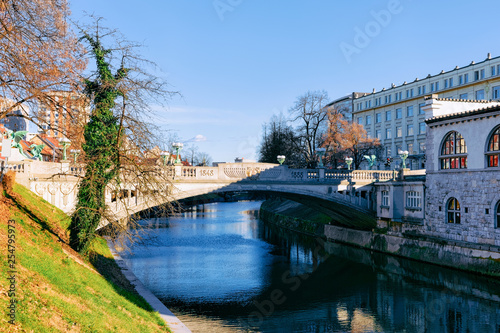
[5,160,400,228]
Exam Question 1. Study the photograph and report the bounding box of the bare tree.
[289,90,329,166]
[0,0,85,125]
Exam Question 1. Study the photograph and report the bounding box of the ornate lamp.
[59,137,71,161]
[345,157,353,170]
[277,155,286,165]
[399,150,409,169]
[172,142,183,164]
[316,148,326,168]
[70,149,81,164]
[160,151,170,166]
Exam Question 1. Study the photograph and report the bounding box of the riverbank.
[0,172,173,331]
[259,198,331,236]
[260,198,500,278]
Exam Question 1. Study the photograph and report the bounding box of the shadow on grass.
[88,250,156,313]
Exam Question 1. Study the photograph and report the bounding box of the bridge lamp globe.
[399,150,409,169]
[70,149,81,164]
[277,155,286,165]
[59,137,71,161]
[172,142,184,164]
[345,157,353,170]
[316,148,326,168]
[160,151,170,166]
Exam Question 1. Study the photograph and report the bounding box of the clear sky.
[69,0,500,163]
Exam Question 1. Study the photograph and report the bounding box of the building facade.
[351,53,500,169]
[37,91,90,139]
[424,101,500,247]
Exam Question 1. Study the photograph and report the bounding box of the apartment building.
[38,91,90,139]
[351,53,500,169]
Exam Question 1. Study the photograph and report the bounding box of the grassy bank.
[260,198,331,236]
[0,172,170,332]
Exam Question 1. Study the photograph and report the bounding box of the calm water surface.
[121,201,500,333]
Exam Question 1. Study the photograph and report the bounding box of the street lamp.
[345,157,353,170]
[160,151,170,166]
[399,150,409,169]
[277,155,286,165]
[70,149,81,164]
[59,137,71,161]
[172,142,183,164]
[316,148,326,168]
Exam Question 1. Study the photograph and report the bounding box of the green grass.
[0,181,171,332]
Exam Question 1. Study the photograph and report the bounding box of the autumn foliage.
[323,107,380,169]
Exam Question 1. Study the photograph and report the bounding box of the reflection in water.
[122,201,500,333]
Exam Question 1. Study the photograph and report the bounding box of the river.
[121,201,500,333]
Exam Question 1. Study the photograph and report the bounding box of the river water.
[121,201,500,333]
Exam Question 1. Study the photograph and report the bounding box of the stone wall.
[425,170,500,247]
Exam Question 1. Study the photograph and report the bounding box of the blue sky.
[69,0,500,162]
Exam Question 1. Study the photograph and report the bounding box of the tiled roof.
[425,104,500,124]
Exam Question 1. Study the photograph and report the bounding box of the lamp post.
[70,149,80,164]
[277,155,286,165]
[399,150,409,169]
[160,151,170,166]
[316,148,326,168]
[59,137,71,161]
[345,157,353,170]
[172,142,183,164]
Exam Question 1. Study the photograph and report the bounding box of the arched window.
[447,198,461,224]
[440,131,467,169]
[486,126,500,167]
[496,201,500,228]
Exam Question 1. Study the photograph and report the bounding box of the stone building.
[424,99,500,247]
[347,53,500,169]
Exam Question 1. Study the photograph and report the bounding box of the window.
[376,113,382,123]
[386,147,392,157]
[407,143,414,154]
[496,201,500,228]
[449,77,453,87]
[493,86,500,99]
[375,98,379,106]
[474,70,479,81]
[357,117,363,124]
[492,66,497,77]
[382,191,389,207]
[444,79,448,89]
[407,106,414,117]
[407,124,414,136]
[440,131,467,169]
[422,85,426,94]
[431,83,435,92]
[386,110,392,121]
[419,122,426,134]
[418,86,422,95]
[435,81,439,91]
[486,125,500,167]
[376,129,382,140]
[464,73,469,83]
[481,69,485,79]
[366,115,372,125]
[476,89,485,100]
[396,126,402,138]
[419,103,425,115]
[406,191,422,209]
[459,75,463,85]
[406,90,410,98]
[396,108,402,119]
[386,128,392,139]
[459,93,468,100]
[410,88,414,97]
[447,198,461,224]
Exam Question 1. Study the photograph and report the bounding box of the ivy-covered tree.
[69,33,123,253]
[69,20,176,254]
